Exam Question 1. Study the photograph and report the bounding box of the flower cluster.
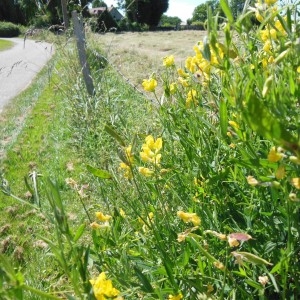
[142,77,157,92]
[119,135,164,179]
[90,211,112,229]
[90,272,121,300]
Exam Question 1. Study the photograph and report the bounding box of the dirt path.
[0,37,53,113]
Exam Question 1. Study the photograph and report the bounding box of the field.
[1,2,300,299]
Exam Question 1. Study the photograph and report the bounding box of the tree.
[192,0,225,24]
[160,14,181,27]
[92,0,107,8]
[119,0,169,28]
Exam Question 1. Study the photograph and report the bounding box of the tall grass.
[1,0,300,299]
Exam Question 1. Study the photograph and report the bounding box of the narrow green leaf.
[220,99,228,138]
[73,223,86,242]
[133,266,154,293]
[104,124,125,146]
[236,251,273,266]
[220,0,234,23]
[243,95,299,153]
[86,165,112,179]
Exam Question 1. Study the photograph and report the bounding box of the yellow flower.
[228,120,239,129]
[119,162,132,179]
[124,145,134,165]
[186,89,198,108]
[291,178,300,189]
[178,76,189,87]
[247,175,259,186]
[95,212,112,222]
[138,167,154,177]
[142,78,157,92]
[140,135,163,165]
[177,68,189,78]
[268,147,284,162]
[265,0,277,6]
[227,236,239,247]
[177,210,201,226]
[169,293,183,300]
[163,55,175,67]
[90,272,120,300]
[297,66,300,73]
[263,40,272,53]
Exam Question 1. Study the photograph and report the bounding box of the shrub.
[0,22,20,37]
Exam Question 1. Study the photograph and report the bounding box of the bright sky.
[103,0,205,22]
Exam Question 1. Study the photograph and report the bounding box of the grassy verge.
[0,39,14,51]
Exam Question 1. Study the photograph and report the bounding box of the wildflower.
[213,261,225,270]
[177,68,189,78]
[142,78,157,92]
[263,40,272,53]
[65,178,78,189]
[119,162,132,179]
[297,66,300,73]
[228,120,239,129]
[138,167,154,177]
[265,0,277,5]
[258,275,269,286]
[247,175,259,186]
[186,89,198,108]
[119,208,126,217]
[163,55,175,67]
[90,272,120,300]
[177,210,201,226]
[291,178,300,189]
[90,222,101,229]
[177,233,187,242]
[178,76,189,87]
[227,236,239,247]
[95,212,112,222]
[204,230,227,241]
[268,147,284,162]
[169,293,183,300]
[140,135,163,165]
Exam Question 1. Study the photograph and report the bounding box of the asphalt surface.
[0,37,53,113]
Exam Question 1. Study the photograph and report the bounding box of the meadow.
[1,1,300,299]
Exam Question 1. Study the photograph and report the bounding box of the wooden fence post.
[72,11,95,96]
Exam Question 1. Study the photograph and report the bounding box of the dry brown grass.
[89,30,208,89]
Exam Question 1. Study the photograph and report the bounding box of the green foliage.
[160,14,181,27]
[0,22,20,37]
[1,0,300,299]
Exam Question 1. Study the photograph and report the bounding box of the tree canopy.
[119,0,169,27]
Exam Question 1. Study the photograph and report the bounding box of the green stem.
[22,285,62,300]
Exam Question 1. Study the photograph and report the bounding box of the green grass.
[0,39,14,51]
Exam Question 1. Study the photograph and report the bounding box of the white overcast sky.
[103,0,205,22]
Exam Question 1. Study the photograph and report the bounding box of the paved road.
[0,38,53,113]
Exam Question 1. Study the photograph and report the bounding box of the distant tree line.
[0,0,255,31]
